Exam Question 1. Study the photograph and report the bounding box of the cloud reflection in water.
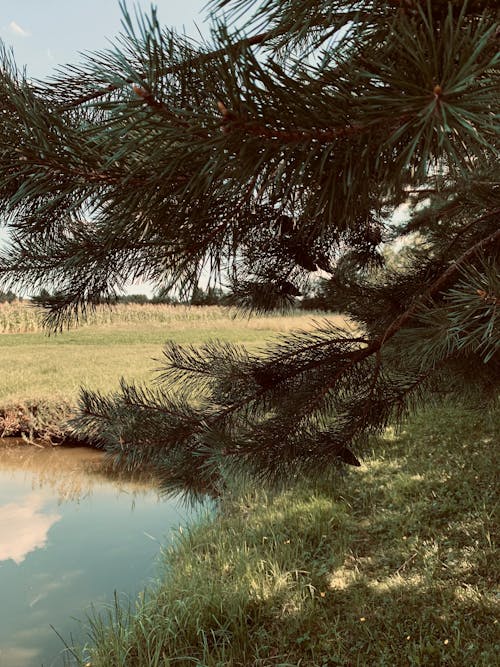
[0,494,61,564]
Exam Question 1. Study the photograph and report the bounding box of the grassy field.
[1,302,498,665]
[78,404,498,667]
[0,301,342,403]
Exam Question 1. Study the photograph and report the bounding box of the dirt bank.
[0,399,88,446]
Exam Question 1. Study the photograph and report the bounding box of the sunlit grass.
[3,303,497,664]
[77,404,499,667]
[0,303,344,402]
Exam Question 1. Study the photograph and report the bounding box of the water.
[0,443,192,667]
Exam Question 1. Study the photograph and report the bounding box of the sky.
[0,0,209,79]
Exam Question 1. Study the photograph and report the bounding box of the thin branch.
[131,85,211,139]
[218,102,412,145]
[14,160,189,189]
[259,334,369,366]
[378,225,500,347]
[442,207,500,255]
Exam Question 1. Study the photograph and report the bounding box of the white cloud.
[9,21,31,38]
[0,495,61,564]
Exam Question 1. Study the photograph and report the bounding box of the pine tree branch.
[131,85,211,139]
[12,158,190,189]
[218,101,411,145]
[216,226,500,423]
[250,229,500,388]
[384,0,499,11]
[442,207,500,255]
[260,334,369,367]
[114,87,410,150]
[60,31,276,111]
[221,227,500,428]
[476,288,499,306]
[378,226,500,346]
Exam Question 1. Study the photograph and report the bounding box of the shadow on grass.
[78,404,498,667]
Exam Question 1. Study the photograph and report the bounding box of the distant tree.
[191,285,226,306]
[30,288,54,305]
[116,293,150,304]
[0,1,498,495]
[299,280,332,312]
[31,289,157,306]
[151,287,179,305]
[0,289,18,303]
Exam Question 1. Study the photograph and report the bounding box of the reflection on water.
[0,442,191,667]
[0,495,61,565]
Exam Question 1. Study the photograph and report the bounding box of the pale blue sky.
[1,0,209,78]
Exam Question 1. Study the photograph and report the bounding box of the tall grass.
[76,404,499,667]
[0,301,234,333]
[0,301,337,334]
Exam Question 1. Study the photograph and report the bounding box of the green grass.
[77,404,499,667]
[0,304,338,402]
[2,303,497,664]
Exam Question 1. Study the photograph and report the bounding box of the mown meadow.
[0,301,342,440]
[0,301,340,401]
[0,301,498,666]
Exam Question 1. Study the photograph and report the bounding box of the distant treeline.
[4,282,335,310]
[0,290,22,303]
[107,286,228,306]
[26,286,229,307]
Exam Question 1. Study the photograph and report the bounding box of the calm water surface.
[0,443,192,667]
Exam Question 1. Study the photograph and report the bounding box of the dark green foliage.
[0,1,498,494]
[150,288,178,305]
[0,290,19,303]
[114,293,150,304]
[31,288,153,306]
[190,285,226,306]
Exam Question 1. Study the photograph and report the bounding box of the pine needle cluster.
[0,0,498,495]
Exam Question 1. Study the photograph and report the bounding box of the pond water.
[0,443,193,667]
